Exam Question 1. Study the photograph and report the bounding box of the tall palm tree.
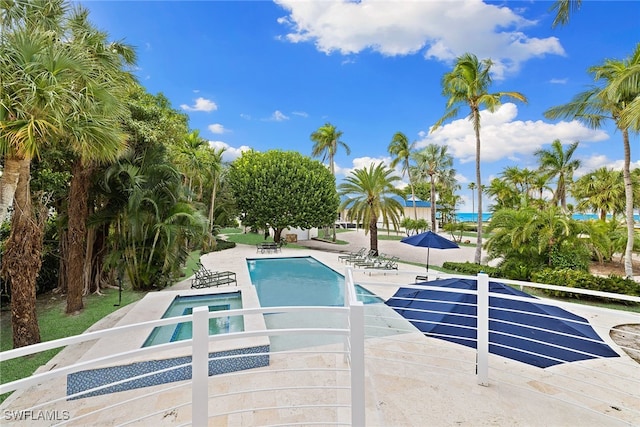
[63,8,135,314]
[545,44,639,277]
[467,182,476,220]
[535,140,581,212]
[338,163,404,255]
[0,0,84,347]
[388,132,417,219]
[311,122,350,242]
[412,144,454,231]
[432,53,527,264]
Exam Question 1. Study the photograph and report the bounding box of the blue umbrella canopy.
[401,231,459,271]
[386,278,620,368]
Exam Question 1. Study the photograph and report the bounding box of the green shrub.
[531,268,640,302]
[549,243,590,271]
[214,239,236,251]
[441,261,502,277]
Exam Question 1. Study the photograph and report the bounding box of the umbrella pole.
[426,247,430,281]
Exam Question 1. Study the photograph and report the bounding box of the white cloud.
[207,140,251,162]
[208,123,226,134]
[180,97,218,112]
[550,78,568,84]
[576,155,640,177]
[335,156,393,178]
[240,113,251,120]
[292,111,309,118]
[420,103,609,163]
[265,110,290,121]
[275,0,564,79]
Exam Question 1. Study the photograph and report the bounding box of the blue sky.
[82,0,639,211]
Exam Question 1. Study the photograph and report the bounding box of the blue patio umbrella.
[386,278,620,368]
[401,231,459,272]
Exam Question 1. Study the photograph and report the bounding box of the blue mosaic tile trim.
[67,345,269,399]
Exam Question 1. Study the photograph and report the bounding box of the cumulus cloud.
[335,156,393,178]
[420,103,609,163]
[208,123,226,134]
[207,140,251,162]
[576,154,640,177]
[180,97,218,112]
[275,0,564,78]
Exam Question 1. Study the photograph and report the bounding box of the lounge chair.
[345,249,376,266]
[365,256,399,274]
[354,253,388,268]
[338,247,365,263]
[191,262,237,288]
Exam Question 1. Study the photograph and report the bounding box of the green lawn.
[0,250,202,404]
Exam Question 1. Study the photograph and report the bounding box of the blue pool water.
[247,256,380,307]
[143,293,244,347]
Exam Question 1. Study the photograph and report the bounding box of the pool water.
[143,293,244,347]
[247,257,384,351]
[247,256,381,307]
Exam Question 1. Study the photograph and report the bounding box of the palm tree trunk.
[208,178,218,231]
[410,181,417,220]
[429,174,437,231]
[66,159,93,314]
[0,156,21,224]
[473,108,483,264]
[1,157,43,347]
[369,216,378,256]
[622,130,634,277]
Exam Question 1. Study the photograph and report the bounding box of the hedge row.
[442,261,639,303]
[214,239,236,251]
[441,262,502,277]
[531,268,639,301]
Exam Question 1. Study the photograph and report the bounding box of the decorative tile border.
[67,345,269,399]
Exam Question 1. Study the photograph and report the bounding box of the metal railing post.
[477,273,489,386]
[192,306,209,426]
[350,300,366,426]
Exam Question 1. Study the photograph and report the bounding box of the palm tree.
[467,182,476,219]
[63,9,135,314]
[311,122,350,242]
[388,132,417,219]
[534,140,580,212]
[544,44,639,277]
[412,144,454,231]
[432,53,527,264]
[0,0,84,346]
[550,0,582,27]
[572,167,625,220]
[338,163,404,255]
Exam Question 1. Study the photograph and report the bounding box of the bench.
[191,263,237,288]
[256,242,281,254]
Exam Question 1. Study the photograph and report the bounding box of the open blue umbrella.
[386,278,620,368]
[401,231,459,272]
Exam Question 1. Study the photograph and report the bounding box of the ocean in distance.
[455,212,640,222]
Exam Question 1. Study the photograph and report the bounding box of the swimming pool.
[143,292,244,347]
[247,256,382,351]
[247,256,381,307]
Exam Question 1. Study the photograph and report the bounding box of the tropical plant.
[432,52,527,264]
[467,182,476,217]
[228,150,339,243]
[310,122,349,242]
[534,140,581,212]
[338,163,404,255]
[572,168,625,220]
[388,132,417,219]
[411,144,454,232]
[544,44,639,277]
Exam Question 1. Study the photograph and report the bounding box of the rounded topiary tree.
[228,150,339,242]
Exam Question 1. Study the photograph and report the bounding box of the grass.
[0,249,202,404]
[0,288,145,403]
[224,231,306,249]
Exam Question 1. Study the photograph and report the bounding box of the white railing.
[1,271,639,426]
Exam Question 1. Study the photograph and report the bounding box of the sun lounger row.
[191,262,237,288]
